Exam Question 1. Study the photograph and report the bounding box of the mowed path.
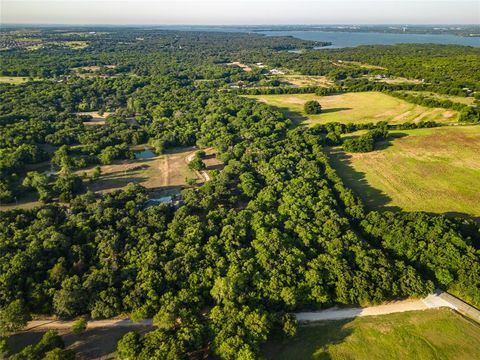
[25,290,479,331]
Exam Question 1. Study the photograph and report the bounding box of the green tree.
[0,300,31,335]
[53,276,88,318]
[304,100,322,114]
[43,348,75,360]
[188,156,206,171]
[91,166,102,181]
[116,332,142,360]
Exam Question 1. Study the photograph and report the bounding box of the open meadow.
[328,126,480,217]
[0,76,30,84]
[248,92,459,125]
[262,309,480,360]
[82,147,221,196]
[275,74,334,88]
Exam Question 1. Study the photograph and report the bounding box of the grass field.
[328,126,480,217]
[263,309,480,360]
[275,74,334,88]
[0,76,30,84]
[248,92,458,125]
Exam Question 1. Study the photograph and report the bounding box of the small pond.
[134,147,156,159]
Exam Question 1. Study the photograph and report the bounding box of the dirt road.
[295,290,459,322]
[26,318,153,331]
[26,290,477,331]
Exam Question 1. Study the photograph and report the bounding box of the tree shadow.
[261,104,308,126]
[321,107,352,114]
[86,176,150,192]
[7,331,46,355]
[262,318,355,360]
[7,327,151,359]
[148,185,185,197]
[325,147,401,212]
[430,211,480,223]
[374,132,409,151]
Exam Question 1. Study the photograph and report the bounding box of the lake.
[146,26,480,48]
[258,30,480,48]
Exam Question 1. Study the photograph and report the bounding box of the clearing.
[274,74,334,88]
[82,147,221,197]
[248,92,458,125]
[263,308,480,360]
[367,75,424,85]
[328,126,480,217]
[77,111,113,125]
[0,76,30,84]
[227,62,252,72]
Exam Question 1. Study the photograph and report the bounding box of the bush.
[304,100,322,114]
[71,317,87,334]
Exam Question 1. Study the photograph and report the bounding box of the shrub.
[71,317,87,334]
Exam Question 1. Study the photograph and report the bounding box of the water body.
[258,30,480,48]
[144,26,480,48]
[134,148,156,159]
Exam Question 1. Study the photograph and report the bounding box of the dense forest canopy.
[0,27,479,359]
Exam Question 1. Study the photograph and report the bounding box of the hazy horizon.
[2,1,479,26]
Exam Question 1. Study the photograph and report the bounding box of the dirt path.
[25,319,152,331]
[161,155,169,186]
[25,290,477,331]
[295,290,468,322]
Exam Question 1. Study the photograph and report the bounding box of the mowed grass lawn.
[329,126,480,217]
[263,309,480,360]
[247,92,458,125]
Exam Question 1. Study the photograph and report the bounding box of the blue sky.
[2,1,479,25]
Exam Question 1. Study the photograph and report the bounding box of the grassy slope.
[328,126,480,217]
[263,309,480,360]
[248,92,458,125]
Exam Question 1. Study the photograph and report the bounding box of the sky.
[1,0,479,25]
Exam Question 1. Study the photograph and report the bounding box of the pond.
[134,147,156,159]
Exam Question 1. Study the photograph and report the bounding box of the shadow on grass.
[7,327,152,360]
[374,132,409,151]
[321,107,352,114]
[85,176,150,192]
[262,319,354,360]
[430,211,480,223]
[326,146,400,212]
[260,104,309,126]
